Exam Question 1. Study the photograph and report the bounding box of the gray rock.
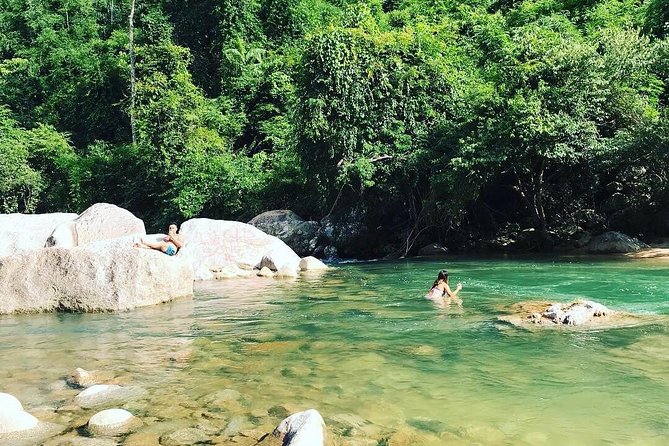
[46,203,145,248]
[0,213,77,258]
[272,409,326,446]
[585,231,648,253]
[0,246,193,314]
[248,210,323,257]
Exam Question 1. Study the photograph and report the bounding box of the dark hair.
[169,222,179,232]
[432,269,448,288]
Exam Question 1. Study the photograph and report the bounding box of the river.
[1,257,668,445]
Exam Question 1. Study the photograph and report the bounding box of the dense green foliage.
[1,0,667,254]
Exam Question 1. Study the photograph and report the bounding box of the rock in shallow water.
[88,408,141,436]
[74,385,146,409]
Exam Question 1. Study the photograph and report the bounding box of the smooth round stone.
[74,384,145,409]
[88,408,140,436]
[0,392,23,412]
[0,409,39,434]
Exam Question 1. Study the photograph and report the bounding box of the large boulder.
[177,218,301,280]
[0,246,193,314]
[0,213,78,258]
[585,231,648,254]
[45,203,145,248]
[248,210,323,257]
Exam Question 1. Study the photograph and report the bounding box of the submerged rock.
[74,385,146,409]
[497,300,652,329]
[66,368,116,389]
[88,408,141,436]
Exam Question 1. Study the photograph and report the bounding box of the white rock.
[46,203,145,248]
[0,246,193,314]
[299,256,327,271]
[88,408,140,436]
[0,409,39,434]
[0,393,23,412]
[74,385,146,409]
[177,218,301,280]
[562,305,594,325]
[0,213,77,258]
[273,409,326,446]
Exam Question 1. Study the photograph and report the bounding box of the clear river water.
[1,256,668,445]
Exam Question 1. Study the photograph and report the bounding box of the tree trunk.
[514,165,548,239]
[129,0,137,145]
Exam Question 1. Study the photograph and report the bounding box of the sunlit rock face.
[0,213,77,258]
[0,246,193,314]
[177,218,301,280]
[45,203,145,248]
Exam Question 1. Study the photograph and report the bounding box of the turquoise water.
[1,257,668,445]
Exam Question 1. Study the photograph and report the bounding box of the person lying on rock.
[133,223,183,256]
[426,269,463,305]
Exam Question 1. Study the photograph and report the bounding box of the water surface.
[1,257,668,445]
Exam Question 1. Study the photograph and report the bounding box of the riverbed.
[1,257,668,445]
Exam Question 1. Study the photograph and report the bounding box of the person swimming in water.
[426,269,463,305]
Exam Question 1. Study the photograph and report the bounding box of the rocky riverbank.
[0,204,328,315]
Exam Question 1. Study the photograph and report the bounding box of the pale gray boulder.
[0,213,77,258]
[177,218,301,280]
[272,409,326,446]
[0,246,193,314]
[45,203,145,248]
